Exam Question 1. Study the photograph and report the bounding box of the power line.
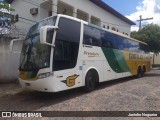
[137,15,153,30]
[19,16,37,23]
[19,19,35,25]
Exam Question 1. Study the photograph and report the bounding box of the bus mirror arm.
[40,26,58,47]
[10,38,24,53]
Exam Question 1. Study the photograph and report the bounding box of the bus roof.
[40,14,147,45]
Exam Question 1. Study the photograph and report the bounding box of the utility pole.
[137,15,153,30]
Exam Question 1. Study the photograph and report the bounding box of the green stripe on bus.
[113,50,130,72]
[101,48,130,73]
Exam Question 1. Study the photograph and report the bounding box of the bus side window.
[83,25,102,47]
[111,34,123,49]
[53,17,80,71]
[101,30,116,48]
[84,37,93,45]
[123,39,129,50]
[134,41,140,52]
[54,41,64,60]
[102,40,112,48]
[128,40,140,52]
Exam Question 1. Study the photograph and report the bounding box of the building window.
[112,27,116,31]
[48,10,52,17]
[91,16,101,26]
[77,9,89,22]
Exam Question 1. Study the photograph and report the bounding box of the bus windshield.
[19,17,57,71]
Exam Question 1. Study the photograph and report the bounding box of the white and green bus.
[11,14,151,92]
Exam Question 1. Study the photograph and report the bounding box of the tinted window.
[83,24,147,53]
[114,35,128,50]
[128,40,140,52]
[54,41,70,60]
[56,18,80,43]
[101,30,116,48]
[83,25,102,46]
[123,38,129,50]
[53,18,80,71]
[140,43,149,53]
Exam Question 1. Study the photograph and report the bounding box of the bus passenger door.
[52,17,82,89]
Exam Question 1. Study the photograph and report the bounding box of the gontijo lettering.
[129,53,143,59]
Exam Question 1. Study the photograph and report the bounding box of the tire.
[141,66,146,77]
[137,67,142,78]
[84,70,98,92]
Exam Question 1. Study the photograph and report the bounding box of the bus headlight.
[37,72,50,79]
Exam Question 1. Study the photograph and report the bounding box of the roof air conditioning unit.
[30,8,38,15]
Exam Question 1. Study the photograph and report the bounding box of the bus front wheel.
[84,70,98,92]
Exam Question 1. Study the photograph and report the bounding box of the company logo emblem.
[62,75,79,87]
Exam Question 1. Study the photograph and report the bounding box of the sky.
[102,0,160,31]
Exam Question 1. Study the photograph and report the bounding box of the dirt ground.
[0,69,160,119]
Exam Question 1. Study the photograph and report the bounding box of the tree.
[0,0,15,34]
[0,0,14,15]
[131,24,160,54]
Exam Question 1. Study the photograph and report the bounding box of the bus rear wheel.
[142,66,146,77]
[84,70,98,92]
[137,67,142,78]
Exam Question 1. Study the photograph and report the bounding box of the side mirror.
[10,38,24,53]
[40,26,58,47]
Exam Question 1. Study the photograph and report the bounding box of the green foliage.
[131,24,160,54]
[0,1,14,11]
[0,1,15,29]
[0,1,14,17]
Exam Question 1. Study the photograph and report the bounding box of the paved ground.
[0,69,160,120]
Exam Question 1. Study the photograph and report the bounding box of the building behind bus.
[1,0,136,83]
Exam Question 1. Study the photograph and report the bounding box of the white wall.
[60,0,131,35]
[0,38,22,83]
[11,0,49,35]
[154,54,160,65]
[11,0,132,35]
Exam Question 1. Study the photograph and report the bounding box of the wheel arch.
[142,64,146,72]
[137,65,142,71]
